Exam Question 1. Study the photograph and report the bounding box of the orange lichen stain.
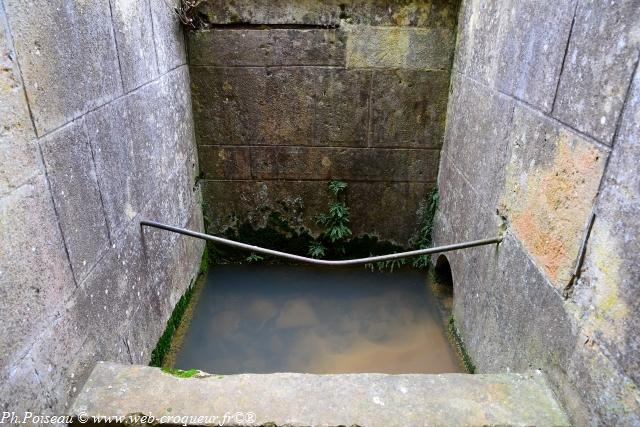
[503,136,605,288]
[512,211,566,280]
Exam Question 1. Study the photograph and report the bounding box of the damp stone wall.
[189,0,459,245]
[434,1,640,425]
[0,0,203,415]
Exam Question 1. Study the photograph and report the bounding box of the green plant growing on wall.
[363,188,439,272]
[308,180,352,258]
[308,241,326,259]
[245,253,264,263]
[410,188,439,269]
[365,257,407,273]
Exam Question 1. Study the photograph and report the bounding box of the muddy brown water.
[174,264,462,374]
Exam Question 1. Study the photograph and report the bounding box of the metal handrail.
[140,220,502,266]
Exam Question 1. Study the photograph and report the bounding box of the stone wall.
[434,0,640,425]
[189,0,458,244]
[0,0,203,415]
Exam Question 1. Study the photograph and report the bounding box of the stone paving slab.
[70,362,570,427]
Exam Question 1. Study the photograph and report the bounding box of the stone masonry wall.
[0,0,203,415]
[189,0,459,245]
[434,0,639,425]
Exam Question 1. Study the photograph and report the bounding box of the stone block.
[3,0,121,135]
[157,66,198,171]
[202,180,327,235]
[494,0,576,112]
[259,67,315,145]
[347,181,434,244]
[194,66,316,146]
[189,28,345,66]
[197,0,458,29]
[346,25,454,70]
[499,104,607,289]
[111,0,158,91]
[574,71,640,386]
[370,70,449,148]
[553,0,640,144]
[150,0,186,73]
[247,146,438,182]
[72,363,570,427]
[314,69,370,146]
[453,0,507,84]
[25,310,102,413]
[271,28,345,66]
[199,146,252,180]
[203,180,433,244]
[0,7,39,195]
[73,222,147,340]
[405,27,455,69]
[0,176,75,368]
[190,67,267,146]
[439,153,501,237]
[126,173,201,364]
[71,161,200,369]
[40,120,111,283]
[488,233,576,374]
[0,359,45,415]
[86,67,195,238]
[188,29,272,66]
[84,95,152,239]
[435,224,584,421]
[564,330,640,426]
[441,75,515,210]
[435,154,502,295]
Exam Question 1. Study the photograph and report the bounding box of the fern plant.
[410,188,439,268]
[308,241,326,259]
[245,253,264,263]
[308,180,352,258]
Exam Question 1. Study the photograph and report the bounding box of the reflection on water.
[175,264,462,374]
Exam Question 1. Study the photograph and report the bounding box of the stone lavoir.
[1,0,638,426]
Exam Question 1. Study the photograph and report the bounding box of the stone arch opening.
[434,254,454,296]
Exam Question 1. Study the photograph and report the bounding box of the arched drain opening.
[434,254,454,289]
[430,254,454,319]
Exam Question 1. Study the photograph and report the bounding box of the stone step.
[70,362,570,427]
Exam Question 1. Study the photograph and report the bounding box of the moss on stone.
[161,367,199,378]
[447,315,476,374]
[150,247,209,367]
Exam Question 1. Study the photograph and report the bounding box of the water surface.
[175,264,461,374]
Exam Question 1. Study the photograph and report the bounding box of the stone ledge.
[70,362,569,426]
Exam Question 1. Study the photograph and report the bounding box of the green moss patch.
[161,367,199,378]
[447,315,476,373]
[150,248,209,368]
